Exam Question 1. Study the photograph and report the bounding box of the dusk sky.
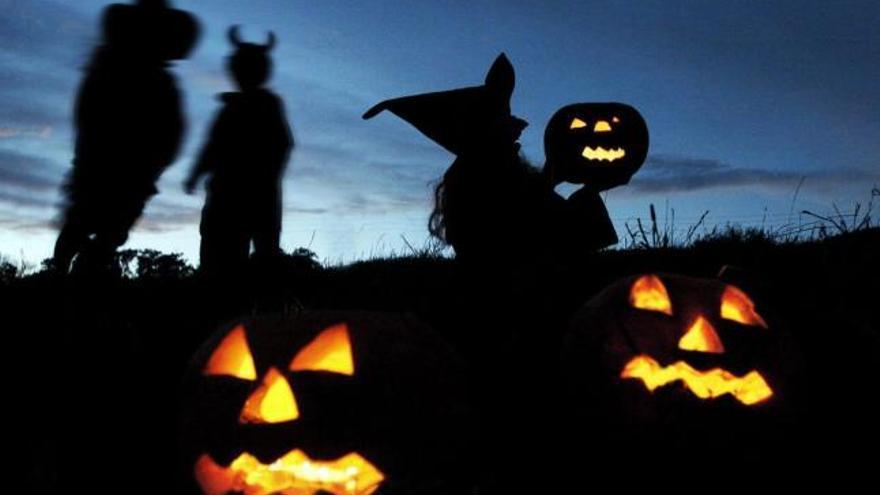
[1,0,878,265]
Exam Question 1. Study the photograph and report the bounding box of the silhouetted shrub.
[282,247,322,272]
[0,258,18,285]
[117,248,195,280]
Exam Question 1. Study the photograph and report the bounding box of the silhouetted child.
[185,26,293,279]
[363,54,540,270]
[53,0,199,275]
[364,54,564,492]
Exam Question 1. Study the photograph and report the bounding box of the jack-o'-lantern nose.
[593,120,612,132]
[240,368,300,424]
[678,316,725,354]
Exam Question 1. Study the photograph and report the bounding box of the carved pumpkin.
[544,102,648,187]
[180,311,471,495]
[563,272,796,464]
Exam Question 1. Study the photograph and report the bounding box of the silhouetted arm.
[184,107,229,194]
[268,93,293,175]
[153,75,185,170]
[566,187,618,250]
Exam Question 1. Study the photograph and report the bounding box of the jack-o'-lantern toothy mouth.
[621,355,773,405]
[195,450,385,495]
[582,146,626,162]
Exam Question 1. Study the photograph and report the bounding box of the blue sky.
[1,0,878,264]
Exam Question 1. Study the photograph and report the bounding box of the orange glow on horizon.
[239,368,299,424]
[621,355,773,405]
[204,325,257,380]
[721,285,768,328]
[629,275,673,315]
[290,323,355,376]
[195,450,385,495]
[678,316,725,354]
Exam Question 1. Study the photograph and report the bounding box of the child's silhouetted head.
[227,25,275,91]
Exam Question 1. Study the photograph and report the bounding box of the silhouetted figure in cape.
[185,26,293,280]
[363,54,542,270]
[364,54,562,493]
[53,0,199,275]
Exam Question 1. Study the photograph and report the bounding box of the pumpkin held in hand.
[180,311,471,495]
[544,102,648,188]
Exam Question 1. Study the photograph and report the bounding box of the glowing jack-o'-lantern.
[563,272,797,465]
[181,312,471,495]
[620,275,773,405]
[544,102,648,187]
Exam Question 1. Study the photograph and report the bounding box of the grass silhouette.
[5,218,878,491]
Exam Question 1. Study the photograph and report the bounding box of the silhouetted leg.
[251,225,283,311]
[53,210,91,274]
[252,193,282,262]
[199,197,250,278]
[198,229,221,277]
[252,228,281,263]
[198,197,251,318]
[72,194,146,276]
[202,231,249,278]
[73,229,127,277]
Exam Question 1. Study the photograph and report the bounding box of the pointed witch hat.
[363,53,526,155]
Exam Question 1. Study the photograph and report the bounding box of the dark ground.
[5,227,879,493]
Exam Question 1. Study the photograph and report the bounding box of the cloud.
[0,148,62,232]
[0,149,62,194]
[0,0,92,60]
[0,126,53,139]
[0,215,54,233]
[0,1,89,136]
[0,189,57,211]
[627,155,880,194]
[133,197,201,233]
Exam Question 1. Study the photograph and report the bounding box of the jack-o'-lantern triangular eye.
[203,325,257,380]
[290,323,355,376]
[570,117,588,129]
[629,275,673,315]
[721,285,768,328]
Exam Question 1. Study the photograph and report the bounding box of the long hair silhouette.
[364,54,532,263]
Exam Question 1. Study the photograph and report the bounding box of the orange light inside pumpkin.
[621,355,773,405]
[678,316,725,354]
[195,450,385,495]
[721,285,768,328]
[195,321,388,495]
[290,323,355,376]
[239,368,300,424]
[629,275,673,315]
[570,117,587,129]
[204,325,257,380]
[593,120,612,132]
